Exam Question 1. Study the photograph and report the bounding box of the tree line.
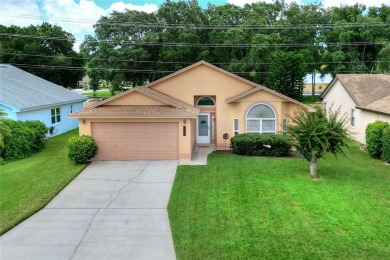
[1,0,389,98]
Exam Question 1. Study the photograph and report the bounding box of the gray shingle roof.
[322,74,390,115]
[0,64,87,111]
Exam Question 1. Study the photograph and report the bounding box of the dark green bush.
[366,121,389,159]
[381,127,390,163]
[1,120,48,160]
[231,133,292,157]
[67,135,98,164]
[24,120,49,152]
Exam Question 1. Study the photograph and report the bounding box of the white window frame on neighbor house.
[51,107,61,124]
[233,118,239,136]
[323,102,327,115]
[351,109,356,126]
[246,103,276,134]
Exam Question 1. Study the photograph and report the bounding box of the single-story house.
[0,64,87,136]
[69,61,314,161]
[78,75,90,88]
[303,73,333,95]
[321,74,390,144]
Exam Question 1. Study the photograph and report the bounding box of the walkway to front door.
[0,161,177,260]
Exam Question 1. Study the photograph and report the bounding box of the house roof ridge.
[226,85,315,111]
[0,64,87,110]
[146,60,260,89]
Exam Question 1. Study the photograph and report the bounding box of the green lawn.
[168,142,390,259]
[303,95,321,105]
[0,129,86,235]
[83,90,117,98]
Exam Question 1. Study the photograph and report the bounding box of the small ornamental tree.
[288,107,349,178]
[67,135,98,164]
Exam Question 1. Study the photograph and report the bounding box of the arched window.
[196,97,215,106]
[246,104,276,134]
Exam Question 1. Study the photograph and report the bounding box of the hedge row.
[365,121,389,159]
[230,133,292,157]
[1,120,48,160]
[381,127,390,163]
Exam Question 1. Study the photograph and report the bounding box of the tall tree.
[267,50,307,101]
[321,4,390,74]
[0,23,84,88]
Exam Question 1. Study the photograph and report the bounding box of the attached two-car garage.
[92,122,179,160]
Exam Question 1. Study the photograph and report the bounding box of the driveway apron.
[0,161,178,260]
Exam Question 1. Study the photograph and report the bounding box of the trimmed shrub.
[382,127,390,163]
[24,120,48,152]
[1,120,48,160]
[231,133,292,157]
[67,135,98,164]
[366,121,389,159]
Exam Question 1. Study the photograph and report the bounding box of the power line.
[1,13,389,30]
[1,33,387,47]
[10,63,373,75]
[0,52,383,65]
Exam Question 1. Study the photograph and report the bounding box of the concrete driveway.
[0,161,178,260]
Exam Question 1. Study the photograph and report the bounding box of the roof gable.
[321,74,390,115]
[88,86,192,109]
[0,64,87,111]
[104,91,166,106]
[147,60,259,89]
[226,86,315,111]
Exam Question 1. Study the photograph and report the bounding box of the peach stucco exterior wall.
[151,65,308,149]
[150,64,253,150]
[78,117,193,161]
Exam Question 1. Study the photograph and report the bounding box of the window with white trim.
[246,104,276,134]
[234,119,239,136]
[51,107,61,124]
[351,109,355,126]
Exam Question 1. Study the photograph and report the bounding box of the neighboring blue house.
[0,64,87,136]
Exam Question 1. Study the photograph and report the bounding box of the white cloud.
[228,0,389,7]
[107,2,158,14]
[42,0,106,35]
[39,0,158,50]
[0,0,41,27]
[321,0,389,8]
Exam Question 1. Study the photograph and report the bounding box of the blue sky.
[0,0,387,50]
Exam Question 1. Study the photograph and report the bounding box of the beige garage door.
[92,122,179,160]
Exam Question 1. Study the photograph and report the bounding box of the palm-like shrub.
[288,107,349,178]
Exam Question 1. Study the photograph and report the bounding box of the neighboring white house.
[0,64,87,136]
[78,75,90,88]
[321,74,390,144]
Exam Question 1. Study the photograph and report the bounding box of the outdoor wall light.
[82,119,86,124]
[183,119,186,125]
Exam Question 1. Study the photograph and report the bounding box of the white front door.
[196,113,210,144]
